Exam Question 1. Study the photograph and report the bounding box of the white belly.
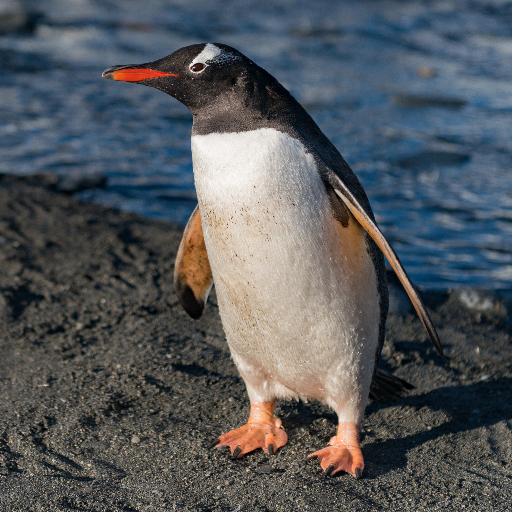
[191,128,380,422]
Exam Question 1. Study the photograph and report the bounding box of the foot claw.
[309,422,364,478]
[217,426,287,459]
[208,437,221,449]
[232,446,242,459]
[214,402,288,460]
[323,464,335,478]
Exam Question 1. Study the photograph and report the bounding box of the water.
[1,0,512,290]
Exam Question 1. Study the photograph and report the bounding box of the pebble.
[131,435,141,444]
[255,464,272,474]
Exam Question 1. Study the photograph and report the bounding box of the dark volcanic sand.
[0,174,511,512]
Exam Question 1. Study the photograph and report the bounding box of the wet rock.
[192,332,205,342]
[391,95,467,108]
[54,172,108,194]
[0,0,41,35]
[155,190,198,202]
[396,150,470,170]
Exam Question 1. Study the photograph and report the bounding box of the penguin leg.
[308,422,364,478]
[212,401,288,458]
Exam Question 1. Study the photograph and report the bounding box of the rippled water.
[1,0,512,290]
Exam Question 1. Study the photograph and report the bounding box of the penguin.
[103,43,442,479]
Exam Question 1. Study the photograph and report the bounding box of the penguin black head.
[103,43,281,115]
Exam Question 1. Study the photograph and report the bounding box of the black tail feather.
[369,369,414,403]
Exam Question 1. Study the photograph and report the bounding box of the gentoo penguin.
[103,43,442,478]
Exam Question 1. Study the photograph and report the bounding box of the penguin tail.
[369,369,414,402]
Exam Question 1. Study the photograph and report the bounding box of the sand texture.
[1,175,511,511]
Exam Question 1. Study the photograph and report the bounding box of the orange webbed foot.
[211,401,287,458]
[309,422,364,478]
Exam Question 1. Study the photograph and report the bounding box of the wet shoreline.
[2,0,512,289]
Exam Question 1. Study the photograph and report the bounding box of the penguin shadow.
[361,375,512,476]
[278,401,338,443]
[277,376,512,477]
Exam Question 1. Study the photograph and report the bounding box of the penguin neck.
[191,98,266,136]
[190,81,300,137]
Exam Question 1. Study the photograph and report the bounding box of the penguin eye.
[190,63,205,73]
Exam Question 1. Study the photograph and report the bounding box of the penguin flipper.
[174,205,213,319]
[323,168,443,356]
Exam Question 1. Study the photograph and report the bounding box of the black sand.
[1,174,511,511]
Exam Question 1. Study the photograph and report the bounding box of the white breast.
[191,128,380,423]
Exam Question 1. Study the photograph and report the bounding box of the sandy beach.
[0,174,511,511]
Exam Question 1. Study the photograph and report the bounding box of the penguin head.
[103,43,267,114]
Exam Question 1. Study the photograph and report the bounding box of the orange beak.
[102,67,180,82]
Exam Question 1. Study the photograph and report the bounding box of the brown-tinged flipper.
[323,168,443,356]
[174,205,213,319]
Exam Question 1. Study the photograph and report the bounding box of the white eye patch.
[189,43,242,73]
[189,44,222,73]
